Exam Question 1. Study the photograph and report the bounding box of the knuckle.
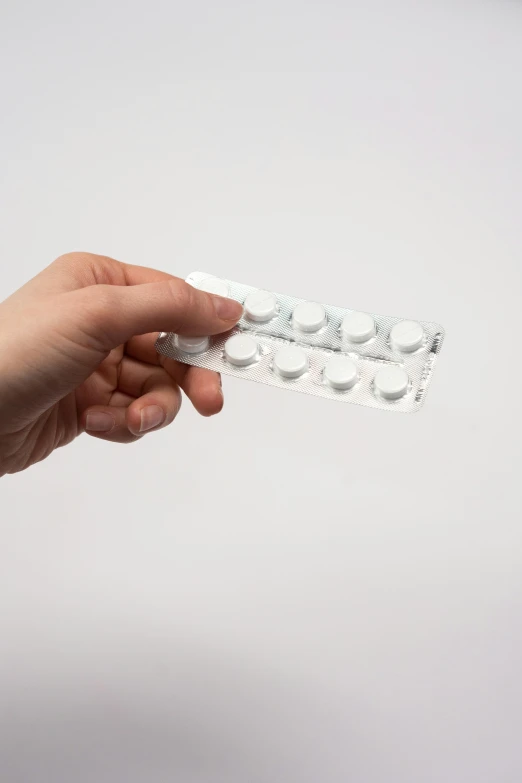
[166,278,197,315]
[76,285,121,349]
[81,284,117,314]
[52,251,79,265]
[52,251,91,269]
[51,252,97,284]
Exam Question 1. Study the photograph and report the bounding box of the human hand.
[0,252,243,476]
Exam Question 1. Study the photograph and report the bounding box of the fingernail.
[213,296,244,322]
[140,405,165,432]
[86,412,114,432]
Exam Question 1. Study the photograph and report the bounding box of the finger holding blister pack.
[156,272,445,413]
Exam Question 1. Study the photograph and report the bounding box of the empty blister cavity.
[390,320,425,353]
[324,355,358,390]
[292,302,327,333]
[341,311,376,343]
[374,366,410,400]
[191,275,230,298]
[177,335,210,354]
[273,345,308,379]
[224,334,259,367]
[244,289,278,322]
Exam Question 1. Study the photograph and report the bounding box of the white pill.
[224,334,259,367]
[374,366,410,400]
[390,320,425,353]
[177,335,210,354]
[193,275,230,298]
[244,289,278,322]
[324,355,358,390]
[292,302,327,333]
[341,311,376,343]
[273,345,309,379]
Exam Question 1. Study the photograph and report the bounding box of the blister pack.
[155,272,445,413]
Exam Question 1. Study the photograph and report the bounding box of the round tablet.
[244,289,278,322]
[324,356,358,390]
[224,334,259,367]
[273,345,309,379]
[193,276,230,298]
[177,335,210,354]
[292,302,327,333]
[341,311,376,343]
[374,366,410,400]
[390,320,424,353]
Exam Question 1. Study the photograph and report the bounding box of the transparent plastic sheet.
[155,272,445,413]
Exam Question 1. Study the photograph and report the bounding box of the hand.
[0,252,243,476]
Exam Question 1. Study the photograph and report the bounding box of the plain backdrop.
[1,1,522,781]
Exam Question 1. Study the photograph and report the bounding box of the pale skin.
[0,252,243,476]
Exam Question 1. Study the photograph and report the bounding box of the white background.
[1,1,522,781]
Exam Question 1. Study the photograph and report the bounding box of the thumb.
[66,277,243,349]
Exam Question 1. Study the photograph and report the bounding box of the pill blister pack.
[155,272,445,413]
